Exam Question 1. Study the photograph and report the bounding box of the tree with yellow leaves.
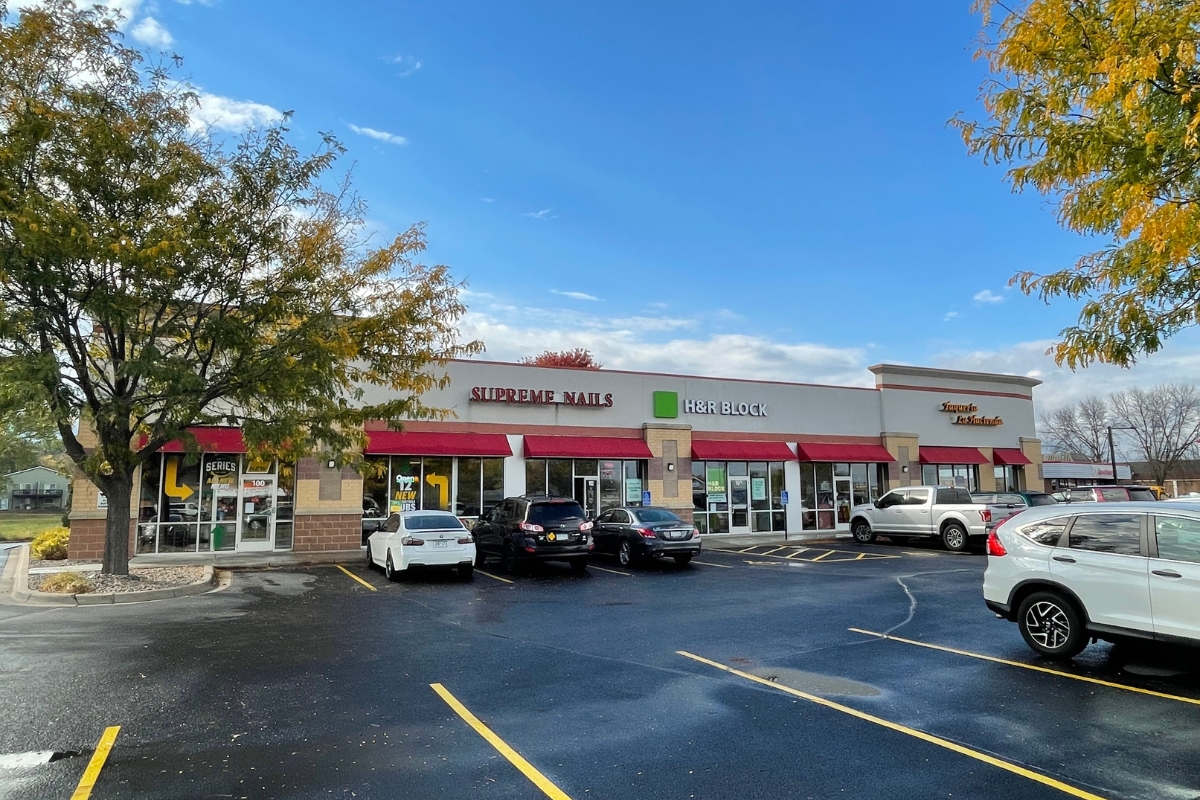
[956,0,1200,369]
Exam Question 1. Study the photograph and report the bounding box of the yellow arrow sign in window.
[163,458,195,500]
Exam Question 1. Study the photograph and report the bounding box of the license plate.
[433,540,448,548]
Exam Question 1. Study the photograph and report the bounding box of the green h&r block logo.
[652,391,678,419]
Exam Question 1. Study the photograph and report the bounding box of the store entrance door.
[574,477,599,518]
[236,475,276,551]
[834,476,852,532]
[729,477,751,533]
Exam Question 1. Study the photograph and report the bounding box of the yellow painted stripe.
[476,569,514,584]
[692,560,734,568]
[431,683,574,800]
[810,550,835,562]
[335,564,377,591]
[761,546,790,556]
[590,565,632,577]
[785,547,809,557]
[70,726,120,800]
[854,552,867,560]
[848,628,1200,707]
[677,651,1109,800]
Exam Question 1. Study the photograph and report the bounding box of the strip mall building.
[68,361,1042,558]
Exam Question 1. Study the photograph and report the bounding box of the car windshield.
[529,502,586,524]
[1128,488,1156,502]
[404,514,464,531]
[1028,494,1057,506]
[635,509,682,523]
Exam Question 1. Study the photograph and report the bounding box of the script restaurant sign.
[471,386,615,408]
[940,402,1003,427]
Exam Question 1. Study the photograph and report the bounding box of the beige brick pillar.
[642,424,694,522]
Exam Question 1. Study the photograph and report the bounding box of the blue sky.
[15,0,1200,408]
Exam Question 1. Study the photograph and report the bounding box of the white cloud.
[524,208,553,220]
[347,123,408,146]
[130,16,173,48]
[481,197,494,203]
[973,289,1005,305]
[551,290,600,302]
[189,90,283,134]
[392,56,423,77]
[9,0,142,20]
[459,296,870,386]
[944,311,959,321]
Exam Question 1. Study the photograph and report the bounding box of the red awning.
[691,440,795,461]
[795,442,896,463]
[523,435,652,459]
[159,427,246,453]
[365,431,512,457]
[919,446,989,465]
[992,448,1032,466]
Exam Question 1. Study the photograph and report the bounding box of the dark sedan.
[593,506,700,567]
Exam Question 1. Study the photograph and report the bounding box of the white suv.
[983,501,1200,659]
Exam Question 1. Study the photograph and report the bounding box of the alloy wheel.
[619,541,632,567]
[1025,601,1071,650]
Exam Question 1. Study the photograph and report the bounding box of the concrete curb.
[13,564,217,606]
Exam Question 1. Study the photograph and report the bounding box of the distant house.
[1,466,69,512]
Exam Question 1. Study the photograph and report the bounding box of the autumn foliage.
[520,349,603,370]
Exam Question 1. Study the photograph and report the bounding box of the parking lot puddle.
[745,666,880,697]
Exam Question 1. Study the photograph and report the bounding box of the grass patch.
[39,572,91,594]
[0,513,62,542]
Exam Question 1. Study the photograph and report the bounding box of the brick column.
[643,424,694,522]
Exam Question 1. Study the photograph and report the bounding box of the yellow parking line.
[335,564,377,591]
[692,560,734,568]
[676,651,1107,800]
[810,550,835,562]
[431,683,574,800]
[784,547,809,557]
[848,628,1200,707]
[476,569,514,584]
[761,546,790,556]
[69,726,120,800]
[590,565,632,577]
[854,553,867,560]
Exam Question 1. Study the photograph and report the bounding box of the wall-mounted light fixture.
[901,465,909,474]
[326,459,337,469]
[667,463,675,472]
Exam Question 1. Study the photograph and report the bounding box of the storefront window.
[924,464,979,491]
[815,463,835,529]
[525,459,546,495]
[800,463,816,530]
[994,465,1024,492]
[851,463,869,507]
[391,457,420,513]
[363,457,389,520]
[275,462,295,551]
[457,458,483,516]
[547,459,573,497]
[601,460,623,510]
[623,460,644,506]
[482,458,504,516]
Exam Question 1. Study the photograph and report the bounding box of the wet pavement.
[1,540,1199,799]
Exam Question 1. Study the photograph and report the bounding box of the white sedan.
[366,511,476,581]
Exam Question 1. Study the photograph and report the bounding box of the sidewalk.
[704,532,847,549]
[129,549,363,568]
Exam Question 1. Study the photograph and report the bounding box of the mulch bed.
[29,566,206,594]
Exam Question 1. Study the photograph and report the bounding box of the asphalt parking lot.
[2,539,1199,800]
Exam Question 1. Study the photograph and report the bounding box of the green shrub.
[39,571,91,594]
[30,527,70,560]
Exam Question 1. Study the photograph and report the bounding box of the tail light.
[400,536,425,546]
[579,521,594,531]
[980,509,992,523]
[636,527,658,539]
[519,522,543,532]
[986,529,1007,556]
[457,535,474,545]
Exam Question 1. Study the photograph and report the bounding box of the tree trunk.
[101,474,133,576]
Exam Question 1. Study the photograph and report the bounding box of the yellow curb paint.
[335,564,377,591]
[677,651,1109,800]
[431,683,574,800]
[476,569,514,584]
[69,726,120,800]
[848,628,1200,707]
[590,566,632,577]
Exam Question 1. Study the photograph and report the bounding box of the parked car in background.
[1062,485,1158,503]
[472,495,593,574]
[983,502,1200,659]
[972,491,1057,530]
[1147,486,1171,500]
[366,510,476,581]
[362,497,387,545]
[592,506,700,567]
[850,486,991,552]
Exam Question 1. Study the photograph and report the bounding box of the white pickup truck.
[849,485,991,552]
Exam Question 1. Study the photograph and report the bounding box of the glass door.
[729,477,751,533]
[236,475,276,551]
[834,476,852,531]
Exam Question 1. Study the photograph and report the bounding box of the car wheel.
[458,564,474,580]
[570,558,588,574]
[851,520,875,544]
[673,555,692,566]
[618,540,633,567]
[1017,591,1087,659]
[502,542,518,574]
[384,551,398,582]
[941,523,968,552]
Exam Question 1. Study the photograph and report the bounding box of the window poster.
[706,466,727,503]
[751,477,767,501]
[391,474,418,513]
[624,478,643,505]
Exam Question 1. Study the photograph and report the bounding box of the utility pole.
[1108,425,1136,485]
